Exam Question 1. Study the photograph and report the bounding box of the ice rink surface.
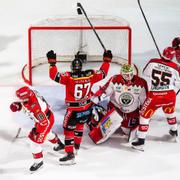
[0,0,180,180]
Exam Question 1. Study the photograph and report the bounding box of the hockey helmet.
[121,64,134,81]
[162,47,175,61]
[71,58,82,72]
[172,37,180,50]
[16,86,32,102]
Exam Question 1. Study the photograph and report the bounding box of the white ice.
[0,0,180,180]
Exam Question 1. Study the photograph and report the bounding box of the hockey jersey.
[103,75,148,113]
[49,62,110,111]
[143,58,180,92]
[21,90,52,133]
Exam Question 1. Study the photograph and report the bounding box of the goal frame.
[23,25,132,85]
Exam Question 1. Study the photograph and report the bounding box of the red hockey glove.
[172,37,180,50]
[29,127,39,142]
[46,50,57,66]
[10,102,22,112]
[103,50,113,62]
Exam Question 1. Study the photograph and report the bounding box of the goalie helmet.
[121,64,134,81]
[16,86,32,102]
[71,58,82,72]
[172,37,180,50]
[162,47,175,61]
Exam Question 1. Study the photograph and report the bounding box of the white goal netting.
[23,15,132,85]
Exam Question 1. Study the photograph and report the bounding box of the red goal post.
[23,16,132,85]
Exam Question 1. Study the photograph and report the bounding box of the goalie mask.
[71,58,82,72]
[121,64,134,81]
[16,86,32,102]
[162,47,175,61]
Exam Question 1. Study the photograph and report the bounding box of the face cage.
[122,72,134,81]
[71,65,82,72]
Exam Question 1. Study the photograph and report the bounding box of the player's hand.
[10,102,22,112]
[46,50,57,66]
[103,50,113,62]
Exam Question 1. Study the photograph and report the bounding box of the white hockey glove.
[91,96,100,104]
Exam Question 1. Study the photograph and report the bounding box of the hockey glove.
[10,102,22,112]
[103,50,113,62]
[46,50,57,66]
[91,95,100,104]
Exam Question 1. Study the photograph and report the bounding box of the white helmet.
[121,64,134,81]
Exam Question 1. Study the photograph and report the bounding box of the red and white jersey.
[143,58,180,92]
[104,75,148,113]
[21,90,53,133]
[49,62,110,111]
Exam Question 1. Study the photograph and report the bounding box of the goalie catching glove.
[103,50,113,62]
[46,50,57,66]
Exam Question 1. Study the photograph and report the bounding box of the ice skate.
[53,140,65,152]
[131,138,145,151]
[29,161,43,172]
[169,129,178,142]
[59,152,76,165]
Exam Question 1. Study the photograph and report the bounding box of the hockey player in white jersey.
[90,64,148,143]
[10,86,64,172]
[132,47,180,151]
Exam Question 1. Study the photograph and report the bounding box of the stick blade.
[77,2,81,8]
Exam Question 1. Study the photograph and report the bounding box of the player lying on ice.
[47,49,112,165]
[89,64,148,144]
[10,86,64,172]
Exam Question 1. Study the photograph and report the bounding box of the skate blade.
[55,149,65,154]
[59,159,76,166]
[131,145,144,152]
[29,165,44,174]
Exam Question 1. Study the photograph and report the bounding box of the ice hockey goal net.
[22,15,132,85]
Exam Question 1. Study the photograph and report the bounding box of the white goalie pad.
[89,108,123,144]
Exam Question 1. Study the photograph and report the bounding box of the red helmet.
[162,47,175,61]
[16,86,32,101]
[172,37,180,49]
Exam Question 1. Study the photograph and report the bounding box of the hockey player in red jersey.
[90,64,148,143]
[10,86,64,172]
[47,49,112,165]
[132,47,180,151]
[172,37,180,63]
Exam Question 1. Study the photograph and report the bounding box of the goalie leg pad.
[89,108,123,144]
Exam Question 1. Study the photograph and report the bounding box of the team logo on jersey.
[119,92,134,107]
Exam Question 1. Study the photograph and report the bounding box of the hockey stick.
[77,2,106,51]
[137,0,161,58]
[176,89,180,95]
[138,0,180,96]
